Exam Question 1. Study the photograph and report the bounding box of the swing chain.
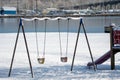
[65,18,70,56]
[43,19,47,57]
[58,18,70,62]
[35,19,47,58]
[34,19,39,57]
[58,19,63,57]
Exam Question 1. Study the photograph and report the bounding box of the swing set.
[8,17,96,77]
[34,17,70,63]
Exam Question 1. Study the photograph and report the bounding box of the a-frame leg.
[71,19,82,71]
[8,19,33,77]
[81,20,96,71]
[71,19,96,71]
[21,25,33,77]
[8,24,21,77]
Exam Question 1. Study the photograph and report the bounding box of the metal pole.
[71,19,96,71]
[8,24,21,77]
[71,19,82,71]
[21,25,33,78]
[81,20,96,71]
[8,19,33,77]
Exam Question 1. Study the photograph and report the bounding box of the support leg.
[81,22,96,71]
[111,53,115,70]
[8,25,21,77]
[21,25,33,77]
[71,19,82,71]
[71,19,96,71]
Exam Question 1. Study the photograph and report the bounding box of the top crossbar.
[21,17,82,21]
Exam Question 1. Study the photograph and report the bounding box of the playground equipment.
[8,17,96,77]
[8,19,33,77]
[35,19,47,64]
[58,18,70,62]
[7,17,73,77]
[87,23,120,70]
[110,24,120,70]
[87,51,111,67]
[70,18,96,71]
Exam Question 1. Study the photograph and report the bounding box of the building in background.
[1,7,17,15]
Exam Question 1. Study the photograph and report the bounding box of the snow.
[2,7,16,11]
[0,32,120,80]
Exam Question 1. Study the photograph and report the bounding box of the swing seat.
[37,58,45,64]
[61,57,67,62]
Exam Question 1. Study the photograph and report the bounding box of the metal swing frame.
[8,19,33,77]
[71,19,96,71]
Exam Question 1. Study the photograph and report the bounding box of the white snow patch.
[0,33,120,80]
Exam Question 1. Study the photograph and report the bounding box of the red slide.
[87,51,111,66]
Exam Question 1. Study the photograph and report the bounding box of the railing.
[0,13,120,18]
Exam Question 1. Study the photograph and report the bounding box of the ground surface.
[0,33,120,80]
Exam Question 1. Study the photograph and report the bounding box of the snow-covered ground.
[0,32,120,80]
